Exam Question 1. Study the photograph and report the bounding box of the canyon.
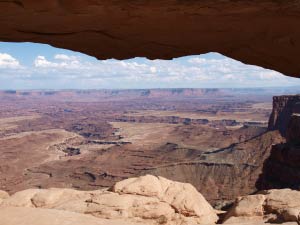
[1,1,300,224]
[0,89,298,203]
[0,88,299,224]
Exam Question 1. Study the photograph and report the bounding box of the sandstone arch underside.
[0,0,300,78]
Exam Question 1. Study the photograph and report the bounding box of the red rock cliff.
[268,95,300,137]
[258,97,300,190]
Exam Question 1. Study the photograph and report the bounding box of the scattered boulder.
[113,175,218,224]
[224,189,300,224]
[223,194,266,224]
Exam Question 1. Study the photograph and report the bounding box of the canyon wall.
[148,95,300,205]
[147,130,284,206]
[258,113,300,190]
[268,95,300,136]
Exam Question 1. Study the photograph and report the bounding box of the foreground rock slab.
[1,175,299,225]
[0,175,218,225]
[113,175,218,223]
[0,207,296,225]
[0,207,143,225]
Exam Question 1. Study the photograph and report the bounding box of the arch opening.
[1,0,300,78]
[1,42,300,90]
[1,1,300,223]
[0,41,299,207]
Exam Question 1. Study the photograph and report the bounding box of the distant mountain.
[0,87,299,101]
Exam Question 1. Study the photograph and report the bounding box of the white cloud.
[34,55,80,69]
[34,56,55,68]
[54,54,78,61]
[150,66,157,73]
[258,71,282,80]
[188,57,207,64]
[2,51,300,89]
[0,53,21,69]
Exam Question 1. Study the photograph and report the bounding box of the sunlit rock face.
[0,175,218,225]
[0,0,300,77]
[223,189,300,224]
[1,175,300,225]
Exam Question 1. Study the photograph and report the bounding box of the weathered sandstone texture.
[1,1,300,77]
[0,207,143,225]
[0,175,218,225]
[0,190,9,204]
[224,189,300,224]
[1,176,300,225]
[0,207,297,225]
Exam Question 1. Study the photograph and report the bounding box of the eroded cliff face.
[258,95,300,190]
[268,95,300,136]
[148,95,300,205]
[287,113,300,143]
[147,130,284,206]
[258,113,300,190]
[0,0,300,77]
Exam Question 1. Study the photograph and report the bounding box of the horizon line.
[1,86,300,92]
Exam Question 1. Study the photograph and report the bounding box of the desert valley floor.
[0,88,299,208]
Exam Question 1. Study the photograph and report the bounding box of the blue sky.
[0,42,300,90]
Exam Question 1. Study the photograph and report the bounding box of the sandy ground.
[111,122,177,147]
[0,129,79,192]
[0,115,41,132]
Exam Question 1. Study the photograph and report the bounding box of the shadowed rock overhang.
[0,0,300,78]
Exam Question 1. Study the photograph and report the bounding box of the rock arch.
[0,0,300,78]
